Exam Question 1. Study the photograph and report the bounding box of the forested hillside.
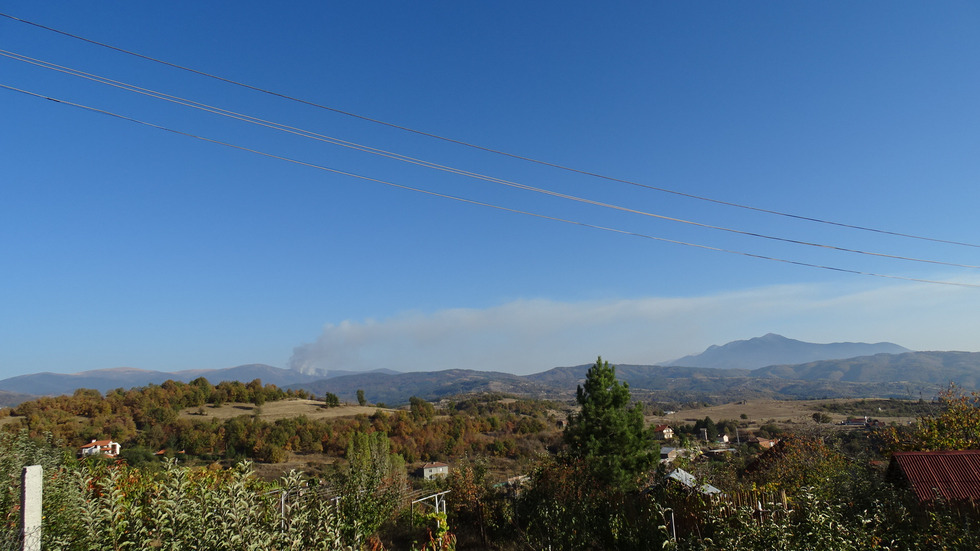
[0,379,567,468]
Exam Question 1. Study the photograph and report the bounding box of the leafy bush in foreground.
[0,432,355,550]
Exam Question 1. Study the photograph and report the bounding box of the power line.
[3,82,977,290]
[3,48,977,271]
[2,11,978,250]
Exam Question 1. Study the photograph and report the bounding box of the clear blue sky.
[2,2,979,377]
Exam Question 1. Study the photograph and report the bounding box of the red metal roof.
[891,450,980,502]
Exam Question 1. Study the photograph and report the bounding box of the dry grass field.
[647,398,920,431]
[0,415,20,428]
[179,399,396,421]
[250,452,342,480]
[179,397,920,432]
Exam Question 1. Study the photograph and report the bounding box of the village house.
[653,425,674,440]
[419,462,450,480]
[79,439,121,458]
[748,437,779,449]
[660,446,698,463]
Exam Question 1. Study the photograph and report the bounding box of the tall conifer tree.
[564,356,657,488]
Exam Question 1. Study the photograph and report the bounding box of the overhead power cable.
[2,82,977,289]
[3,49,977,271]
[2,11,978,250]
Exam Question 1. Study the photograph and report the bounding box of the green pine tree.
[563,356,657,488]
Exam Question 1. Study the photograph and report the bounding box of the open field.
[181,397,922,431]
[647,398,921,430]
[250,452,342,480]
[179,399,396,421]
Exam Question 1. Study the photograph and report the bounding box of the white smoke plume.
[288,278,980,376]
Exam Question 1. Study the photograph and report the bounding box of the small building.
[889,450,980,504]
[653,425,674,440]
[419,462,450,480]
[706,448,737,456]
[748,437,779,449]
[660,446,698,463]
[80,439,121,458]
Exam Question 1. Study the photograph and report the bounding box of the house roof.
[422,462,448,469]
[890,450,980,503]
[668,468,721,495]
[80,439,114,449]
[654,425,672,432]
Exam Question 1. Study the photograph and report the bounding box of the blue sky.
[2,2,979,378]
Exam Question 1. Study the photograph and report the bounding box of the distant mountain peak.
[665,334,910,370]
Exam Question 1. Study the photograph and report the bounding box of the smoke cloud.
[288,278,980,376]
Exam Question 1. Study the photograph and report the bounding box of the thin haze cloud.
[288,279,980,376]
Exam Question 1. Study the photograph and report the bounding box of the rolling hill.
[752,351,980,386]
[0,389,39,408]
[293,369,554,405]
[5,335,975,407]
[0,364,390,397]
[295,352,975,406]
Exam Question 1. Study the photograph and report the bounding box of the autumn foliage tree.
[744,436,849,497]
[879,385,980,452]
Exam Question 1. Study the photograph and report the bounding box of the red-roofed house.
[748,437,779,449]
[80,439,121,458]
[889,450,980,503]
[653,425,674,440]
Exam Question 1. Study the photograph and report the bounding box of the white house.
[420,462,450,480]
[80,439,121,458]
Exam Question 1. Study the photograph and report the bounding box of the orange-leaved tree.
[878,385,980,452]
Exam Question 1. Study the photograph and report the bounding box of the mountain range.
[2,334,977,407]
[664,333,910,369]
